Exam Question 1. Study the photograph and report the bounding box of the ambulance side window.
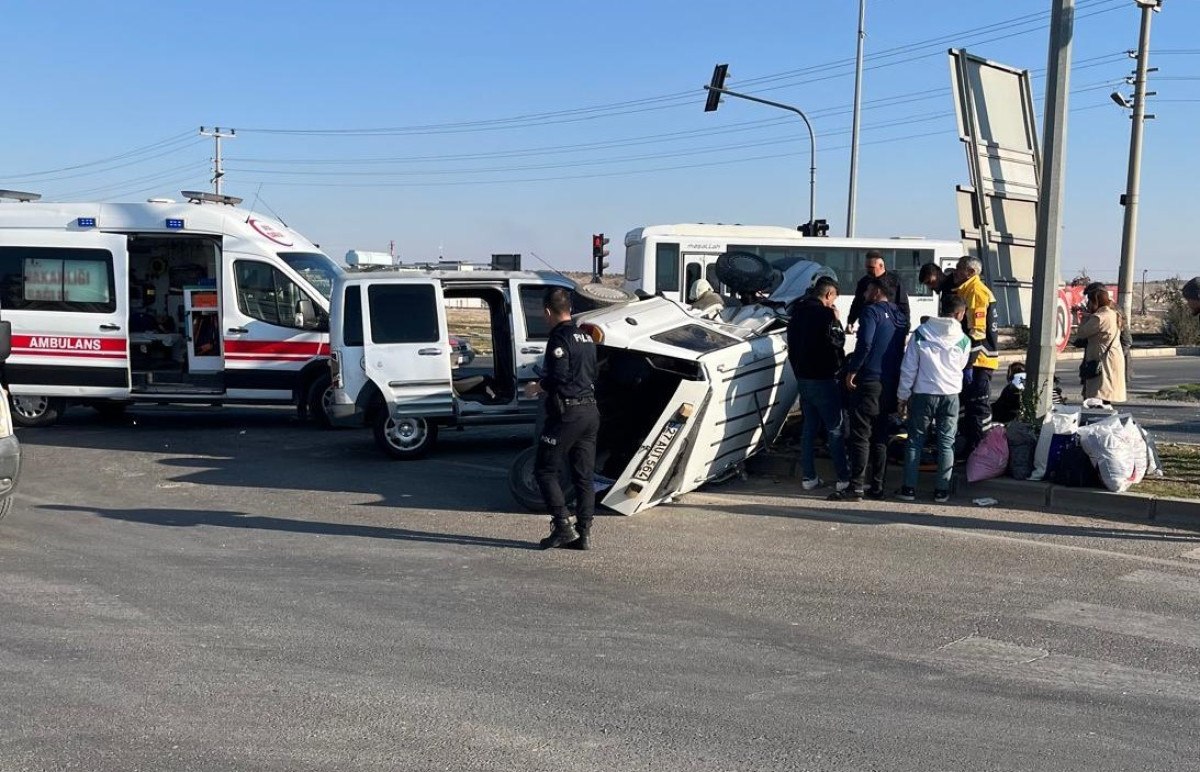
[0,246,116,313]
[234,260,312,329]
[517,285,551,340]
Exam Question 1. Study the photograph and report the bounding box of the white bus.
[621,223,962,325]
[0,190,342,427]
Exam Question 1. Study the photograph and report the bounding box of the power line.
[1,131,196,180]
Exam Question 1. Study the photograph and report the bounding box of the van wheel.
[374,412,438,460]
[10,395,65,428]
[508,445,577,511]
[306,372,335,429]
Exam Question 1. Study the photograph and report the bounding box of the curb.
[746,451,1200,528]
[996,346,1200,365]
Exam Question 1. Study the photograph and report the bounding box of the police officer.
[525,287,600,550]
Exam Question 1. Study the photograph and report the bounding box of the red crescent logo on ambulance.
[248,217,295,247]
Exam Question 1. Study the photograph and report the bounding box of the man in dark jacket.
[847,250,910,332]
[787,277,849,492]
[831,277,908,502]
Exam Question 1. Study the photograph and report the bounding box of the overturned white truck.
[510,252,834,515]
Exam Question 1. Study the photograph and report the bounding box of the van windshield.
[279,252,342,300]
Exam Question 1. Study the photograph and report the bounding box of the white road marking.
[1030,600,1200,650]
[931,636,1200,702]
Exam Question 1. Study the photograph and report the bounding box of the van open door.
[0,230,130,424]
[362,278,453,459]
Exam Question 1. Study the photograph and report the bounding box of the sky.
[0,0,1196,279]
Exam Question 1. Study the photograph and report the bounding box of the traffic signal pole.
[704,67,817,230]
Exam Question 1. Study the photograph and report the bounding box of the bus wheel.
[306,372,335,429]
[373,412,438,460]
[10,395,65,428]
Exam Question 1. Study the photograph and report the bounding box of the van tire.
[374,412,438,460]
[572,282,637,312]
[508,445,577,511]
[306,372,335,429]
[10,395,65,428]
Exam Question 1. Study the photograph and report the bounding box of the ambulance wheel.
[374,413,438,460]
[572,282,637,312]
[10,395,65,428]
[306,372,335,429]
[507,445,576,512]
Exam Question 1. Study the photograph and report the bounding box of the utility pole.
[846,0,867,237]
[704,64,818,230]
[199,126,236,195]
[1026,0,1075,416]
[1115,0,1162,326]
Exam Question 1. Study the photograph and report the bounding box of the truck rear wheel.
[10,395,65,428]
[508,445,577,511]
[373,412,438,460]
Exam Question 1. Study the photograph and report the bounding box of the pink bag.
[967,425,1010,483]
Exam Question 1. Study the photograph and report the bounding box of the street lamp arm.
[704,85,817,228]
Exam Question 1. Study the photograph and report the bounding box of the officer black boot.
[566,519,591,550]
[538,515,579,550]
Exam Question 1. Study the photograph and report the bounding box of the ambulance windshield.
[279,252,342,300]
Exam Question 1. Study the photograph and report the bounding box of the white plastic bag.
[1077,415,1142,493]
[1030,407,1081,481]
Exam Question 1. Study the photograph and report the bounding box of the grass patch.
[1148,383,1200,402]
[1138,442,1200,500]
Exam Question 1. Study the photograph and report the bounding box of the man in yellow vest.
[954,257,998,456]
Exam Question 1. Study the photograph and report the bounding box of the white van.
[0,190,342,426]
[622,223,959,325]
[327,268,575,459]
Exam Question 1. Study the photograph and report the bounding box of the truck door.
[362,278,454,421]
[0,230,130,402]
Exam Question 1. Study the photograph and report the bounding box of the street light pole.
[1116,0,1161,326]
[1027,0,1075,416]
[704,83,817,228]
[846,0,867,237]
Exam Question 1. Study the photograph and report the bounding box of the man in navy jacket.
[830,277,908,501]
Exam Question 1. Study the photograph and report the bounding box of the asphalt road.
[2,407,1199,771]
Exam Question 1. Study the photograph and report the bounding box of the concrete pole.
[1116,2,1156,325]
[1026,0,1074,416]
[846,0,867,237]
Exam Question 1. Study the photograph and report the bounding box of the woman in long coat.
[1074,288,1126,403]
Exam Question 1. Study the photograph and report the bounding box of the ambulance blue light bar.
[165,218,185,229]
[76,217,96,228]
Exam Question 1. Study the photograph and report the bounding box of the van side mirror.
[295,298,320,330]
[0,320,10,362]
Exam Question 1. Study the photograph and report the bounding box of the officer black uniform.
[533,288,600,550]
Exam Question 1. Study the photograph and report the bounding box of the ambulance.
[0,189,342,427]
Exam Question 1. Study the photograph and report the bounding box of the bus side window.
[654,243,680,295]
[684,263,700,298]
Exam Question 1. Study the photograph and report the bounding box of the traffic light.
[704,64,729,112]
[591,233,610,281]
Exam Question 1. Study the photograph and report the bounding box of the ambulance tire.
[572,282,637,312]
[508,445,576,512]
[306,372,336,429]
[10,395,65,428]
[374,412,438,460]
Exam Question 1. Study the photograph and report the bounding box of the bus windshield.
[279,252,342,300]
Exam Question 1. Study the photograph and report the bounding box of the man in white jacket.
[895,295,971,503]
